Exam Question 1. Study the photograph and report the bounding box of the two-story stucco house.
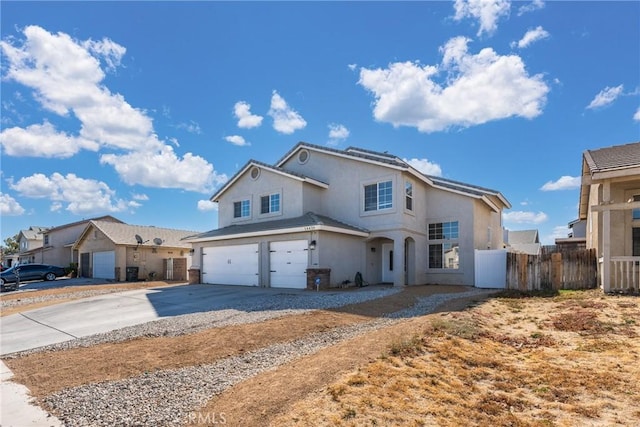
[187,142,511,289]
[39,216,123,269]
[578,141,640,292]
[16,226,49,264]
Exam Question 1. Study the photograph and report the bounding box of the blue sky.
[1,1,639,245]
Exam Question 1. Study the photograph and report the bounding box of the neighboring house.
[74,220,197,282]
[555,218,587,250]
[40,216,123,268]
[187,142,511,289]
[16,226,49,264]
[505,229,541,255]
[578,141,640,292]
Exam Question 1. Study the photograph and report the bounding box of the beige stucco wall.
[42,222,87,267]
[217,168,305,228]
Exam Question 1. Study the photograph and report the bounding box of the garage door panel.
[270,240,308,289]
[93,251,115,280]
[203,244,259,286]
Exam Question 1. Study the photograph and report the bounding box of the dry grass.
[3,285,639,427]
[273,290,640,427]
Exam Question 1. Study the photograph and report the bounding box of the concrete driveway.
[0,284,308,356]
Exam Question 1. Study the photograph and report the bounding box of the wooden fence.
[506,246,598,291]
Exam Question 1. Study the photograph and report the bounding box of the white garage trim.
[93,251,115,280]
[202,244,259,286]
[270,240,309,289]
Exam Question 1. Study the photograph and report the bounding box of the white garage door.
[202,244,259,286]
[93,251,115,280]
[270,240,308,289]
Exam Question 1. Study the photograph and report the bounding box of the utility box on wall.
[307,268,330,290]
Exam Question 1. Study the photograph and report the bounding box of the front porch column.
[393,235,405,287]
[602,181,611,292]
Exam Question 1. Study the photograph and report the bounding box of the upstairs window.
[428,221,460,270]
[233,199,250,218]
[633,195,640,220]
[44,235,49,245]
[364,180,393,212]
[261,193,280,214]
[405,181,413,211]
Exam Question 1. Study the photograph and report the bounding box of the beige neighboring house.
[187,142,511,289]
[39,216,123,269]
[16,226,49,264]
[579,141,640,292]
[505,229,541,255]
[74,220,198,282]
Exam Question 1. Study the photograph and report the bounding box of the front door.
[382,243,394,283]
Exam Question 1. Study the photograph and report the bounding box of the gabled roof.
[579,141,640,219]
[507,229,539,245]
[584,141,640,173]
[185,212,369,243]
[18,226,48,240]
[277,141,408,169]
[75,220,198,249]
[44,216,123,233]
[277,142,511,210]
[210,159,329,202]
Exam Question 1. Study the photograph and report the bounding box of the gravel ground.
[1,289,134,310]
[40,289,491,427]
[7,287,403,357]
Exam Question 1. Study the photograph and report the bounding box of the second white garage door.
[270,240,309,289]
[202,244,259,286]
[93,250,115,280]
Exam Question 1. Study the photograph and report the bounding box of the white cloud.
[131,193,149,201]
[234,101,263,129]
[0,26,224,194]
[348,64,357,71]
[0,192,25,216]
[10,172,129,215]
[513,26,549,49]
[197,199,218,212]
[518,0,544,16]
[358,36,548,133]
[540,175,581,191]
[544,225,570,245]
[453,0,511,36]
[0,121,98,158]
[225,135,250,147]
[404,158,443,177]
[176,120,202,134]
[268,90,307,134]
[503,210,548,224]
[100,147,227,193]
[587,85,624,109]
[327,123,350,145]
[82,37,126,72]
[634,107,640,121]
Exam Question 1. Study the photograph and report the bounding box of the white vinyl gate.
[474,249,506,288]
[269,240,309,289]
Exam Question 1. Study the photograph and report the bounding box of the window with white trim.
[260,193,280,214]
[428,221,460,270]
[405,181,413,211]
[364,180,393,212]
[233,199,250,218]
[633,195,640,220]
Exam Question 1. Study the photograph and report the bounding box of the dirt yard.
[3,285,639,426]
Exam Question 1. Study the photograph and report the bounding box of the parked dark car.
[0,263,66,291]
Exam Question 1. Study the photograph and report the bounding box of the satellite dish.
[135,234,144,244]
[153,237,163,246]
